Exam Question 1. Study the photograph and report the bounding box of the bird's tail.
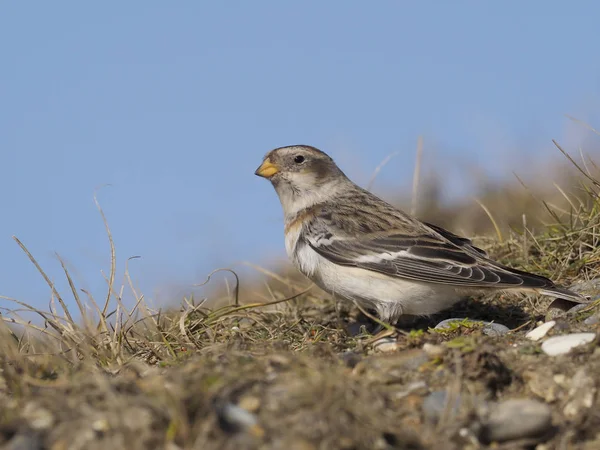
[539,286,591,312]
[540,286,588,302]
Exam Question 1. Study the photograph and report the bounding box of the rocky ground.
[2,283,600,450]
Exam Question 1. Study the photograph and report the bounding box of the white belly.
[286,230,462,322]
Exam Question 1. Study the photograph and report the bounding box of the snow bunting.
[255,145,587,324]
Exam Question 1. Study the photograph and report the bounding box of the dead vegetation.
[2,131,600,449]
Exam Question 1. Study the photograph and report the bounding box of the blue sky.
[1,2,599,311]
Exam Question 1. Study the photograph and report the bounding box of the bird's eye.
[294,155,305,164]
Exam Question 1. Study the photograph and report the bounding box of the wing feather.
[304,213,553,289]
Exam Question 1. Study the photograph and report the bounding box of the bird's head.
[255,145,348,215]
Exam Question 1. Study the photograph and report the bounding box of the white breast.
[286,230,461,322]
[285,225,322,277]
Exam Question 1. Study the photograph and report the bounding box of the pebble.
[566,304,590,315]
[91,419,110,432]
[422,343,445,358]
[216,402,264,437]
[482,322,511,337]
[569,278,600,296]
[523,371,560,403]
[563,368,596,418]
[338,351,362,368]
[434,318,510,336]
[584,314,600,326]
[238,396,261,413]
[393,381,428,400]
[553,374,568,386]
[422,390,463,423]
[540,333,596,356]
[546,298,594,321]
[21,403,54,430]
[372,337,400,353]
[526,321,556,341]
[2,435,44,450]
[479,399,552,443]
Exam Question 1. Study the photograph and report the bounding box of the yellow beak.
[254,158,279,178]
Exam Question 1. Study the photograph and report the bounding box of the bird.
[254,145,588,325]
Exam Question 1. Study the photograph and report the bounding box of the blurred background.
[1,2,600,310]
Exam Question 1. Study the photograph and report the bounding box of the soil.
[1,292,600,450]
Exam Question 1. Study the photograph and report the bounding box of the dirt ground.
[1,288,600,450]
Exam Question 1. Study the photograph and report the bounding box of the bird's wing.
[421,221,489,257]
[304,211,554,290]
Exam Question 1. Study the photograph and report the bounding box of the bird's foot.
[344,308,394,336]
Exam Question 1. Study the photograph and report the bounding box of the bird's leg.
[367,322,385,335]
[361,308,390,335]
[342,307,382,336]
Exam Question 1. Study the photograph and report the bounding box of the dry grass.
[3,133,600,449]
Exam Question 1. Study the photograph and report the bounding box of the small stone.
[217,402,264,437]
[267,354,291,367]
[393,381,428,400]
[584,315,600,326]
[479,399,552,443]
[553,374,568,387]
[434,319,458,330]
[423,343,445,358]
[92,418,110,432]
[422,390,463,424]
[222,403,257,428]
[523,371,560,403]
[372,337,400,353]
[541,333,596,356]
[526,321,556,341]
[434,318,475,330]
[566,304,589,315]
[21,403,54,430]
[238,396,261,413]
[434,318,509,336]
[338,351,362,368]
[3,434,43,450]
[546,299,590,321]
[563,368,596,419]
[482,322,510,337]
[569,279,600,296]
